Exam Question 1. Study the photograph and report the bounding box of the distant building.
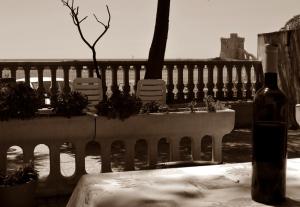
[220,33,256,60]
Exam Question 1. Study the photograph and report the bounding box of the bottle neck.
[264,72,278,89]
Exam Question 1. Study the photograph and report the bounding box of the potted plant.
[0,82,41,120]
[96,90,142,120]
[0,162,38,207]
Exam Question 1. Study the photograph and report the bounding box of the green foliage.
[52,91,88,117]
[204,95,226,112]
[96,90,142,120]
[0,82,41,120]
[140,101,164,113]
[0,162,38,187]
[205,95,216,112]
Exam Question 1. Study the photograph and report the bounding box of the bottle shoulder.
[254,87,287,103]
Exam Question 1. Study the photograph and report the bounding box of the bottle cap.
[264,44,278,73]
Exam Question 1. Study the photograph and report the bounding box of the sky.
[0,0,299,60]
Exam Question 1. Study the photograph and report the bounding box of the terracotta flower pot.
[0,180,37,207]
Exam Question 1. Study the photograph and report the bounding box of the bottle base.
[252,195,286,205]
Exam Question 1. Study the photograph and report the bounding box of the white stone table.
[67,159,300,207]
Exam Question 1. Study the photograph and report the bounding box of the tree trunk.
[92,48,101,79]
[145,0,170,79]
[258,29,300,129]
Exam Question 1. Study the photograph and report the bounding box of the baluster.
[166,64,174,104]
[75,142,86,177]
[101,66,107,99]
[37,66,45,96]
[176,65,184,102]
[49,144,62,181]
[111,66,119,94]
[10,67,17,80]
[255,63,263,92]
[196,64,205,101]
[170,138,180,161]
[236,65,243,99]
[206,64,214,97]
[50,66,58,96]
[216,64,224,100]
[245,64,252,99]
[23,145,34,163]
[123,66,130,96]
[148,138,158,168]
[125,140,135,171]
[24,66,31,87]
[192,138,202,161]
[101,140,112,173]
[134,65,141,92]
[75,65,82,78]
[187,64,195,101]
[62,65,71,93]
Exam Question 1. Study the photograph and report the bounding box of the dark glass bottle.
[251,44,288,205]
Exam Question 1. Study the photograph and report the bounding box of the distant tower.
[220,33,245,59]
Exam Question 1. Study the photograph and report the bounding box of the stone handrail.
[0,59,263,103]
[0,109,235,197]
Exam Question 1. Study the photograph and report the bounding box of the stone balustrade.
[0,109,235,197]
[0,59,263,103]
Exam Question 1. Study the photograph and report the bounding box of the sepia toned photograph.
[1,0,300,206]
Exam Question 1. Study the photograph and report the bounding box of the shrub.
[52,91,88,117]
[96,90,142,120]
[0,82,41,120]
[140,101,164,113]
[0,162,38,187]
[204,95,226,112]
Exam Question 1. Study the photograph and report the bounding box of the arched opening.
[85,141,101,174]
[241,66,247,98]
[7,145,23,174]
[203,65,209,97]
[60,142,75,177]
[34,144,50,180]
[201,135,212,161]
[232,66,238,97]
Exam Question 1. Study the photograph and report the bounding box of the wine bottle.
[251,44,288,205]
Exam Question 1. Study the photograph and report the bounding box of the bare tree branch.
[92,5,111,47]
[61,0,111,79]
[93,14,106,28]
[79,16,88,24]
[93,6,111,29]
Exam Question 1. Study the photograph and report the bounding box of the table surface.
[67,159,300,207]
